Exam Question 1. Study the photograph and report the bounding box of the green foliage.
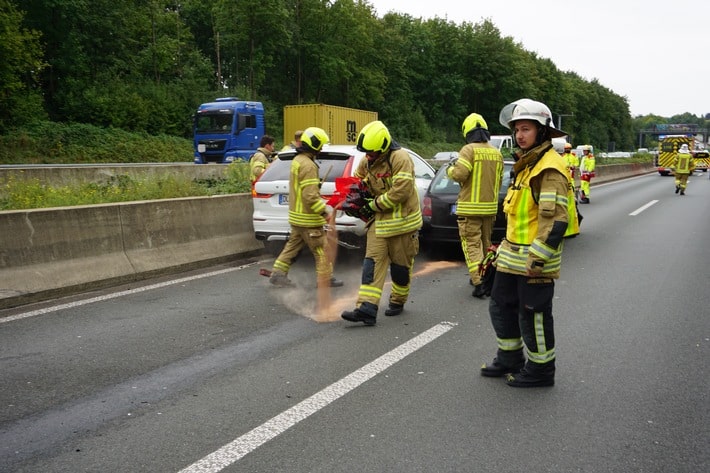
[0,121,193,164]
[0,0,47,131]
[4,0,705,163]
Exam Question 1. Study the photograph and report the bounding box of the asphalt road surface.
[1,172,709,473]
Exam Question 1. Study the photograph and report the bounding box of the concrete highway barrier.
[0,194,263,309]
[593,162,654,184]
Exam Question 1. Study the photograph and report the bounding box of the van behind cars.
[489,135,514,156]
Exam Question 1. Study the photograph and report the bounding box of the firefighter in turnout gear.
[250,135,276,183]
[673,143,695,195]
[579,145,595,203]
[563,143,579,187]
[269,127,343,289]
[341,121,422,326]
[562,142,583,233]
[447,113,504,298]
[480,98,576,388]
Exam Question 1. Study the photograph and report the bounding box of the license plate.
[278,194,289,205]
[450,203,457,215]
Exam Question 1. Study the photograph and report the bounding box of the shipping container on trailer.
[283,104,378,146]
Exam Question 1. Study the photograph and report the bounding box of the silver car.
[252,144,435,252]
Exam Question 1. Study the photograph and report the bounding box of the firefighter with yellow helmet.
[269,127,343,288]
[341,121,422,326]
[446,113,504,298]
[480,98,577,387]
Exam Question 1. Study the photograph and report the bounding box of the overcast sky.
[368,0,708,118]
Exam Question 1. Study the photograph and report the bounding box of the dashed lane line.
[629,199,659,216]
[177,321,457,473]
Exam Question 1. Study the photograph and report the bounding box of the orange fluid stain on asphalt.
[413,260,463,276]
[269,219,463,323]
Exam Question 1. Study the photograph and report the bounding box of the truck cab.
[193,98,265,164]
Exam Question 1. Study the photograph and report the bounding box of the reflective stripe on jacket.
[355,148,422,237]
[288,152,327,228]
[447,143,504,216]
[673,152,694,174]
[497,145,570,278]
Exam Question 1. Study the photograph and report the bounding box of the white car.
[252,144,435,252]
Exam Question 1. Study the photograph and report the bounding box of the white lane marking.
[177,321,457,473]
[629,200,659,216]
[0,260,269,324]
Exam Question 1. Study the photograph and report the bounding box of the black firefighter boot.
[384,302,404,316]
[472,284,486,299]
[341,302,377,326]
[505,360,555,388]
[480,350,525,377]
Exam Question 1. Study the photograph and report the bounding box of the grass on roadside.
[0,163,252,210]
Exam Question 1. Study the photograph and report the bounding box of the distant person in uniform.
[250,135,275,183]
[672,143,695,195]
[282,130,304,151]
[579,145,595,203]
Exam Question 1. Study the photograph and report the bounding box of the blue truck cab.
[193,98,265,164]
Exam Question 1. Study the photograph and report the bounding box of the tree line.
[1,0,706,152]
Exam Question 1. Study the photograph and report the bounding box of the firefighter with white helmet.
[447,112,504,298]
[269,127,343,289]
[480,98,577,387]
[562,142,583,225]
[579,145,595,203]
[673,143,695,195]
[341,121,422,326]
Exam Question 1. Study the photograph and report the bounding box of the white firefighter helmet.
[499,98,567,138]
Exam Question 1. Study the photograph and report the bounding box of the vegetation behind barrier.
[0,162,251,210]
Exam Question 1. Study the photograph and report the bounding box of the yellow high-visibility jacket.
[497,144,571,278]
[355,147,422,237]
[673,152,695,174]
[447,142,504,216]
[288,152,327,228]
